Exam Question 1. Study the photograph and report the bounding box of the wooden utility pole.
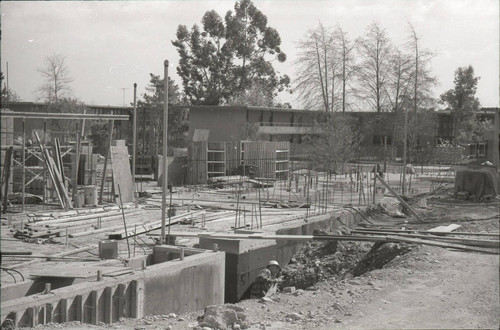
[493,109,499,167]
[21,119,25,212]
[98,121,114,204]
[132,83,137,191]
[161,60,169,245]
[402,105,408,195]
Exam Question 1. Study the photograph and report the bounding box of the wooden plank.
[34,132,64,207]
[428,224,462,233]
[109,145,134,203]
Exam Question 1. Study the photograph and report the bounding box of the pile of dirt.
[281,229,372,289]
[345,242,413,278]
[281,228,414,289]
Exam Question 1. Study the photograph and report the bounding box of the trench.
[280,231,413,290]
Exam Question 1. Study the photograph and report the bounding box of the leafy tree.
[172,0,290,105]
[136,74,188,153]
[1,72,21,105]
[440,65,482,144]
[303,114,361,173]
[47,97,87,143]
[356,22,393,112]
[37,53,73,102]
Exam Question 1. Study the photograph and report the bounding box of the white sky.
[1,0,498,108]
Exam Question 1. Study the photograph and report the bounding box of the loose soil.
[31,202,499,330]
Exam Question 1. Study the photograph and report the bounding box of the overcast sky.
[1,0,498,108]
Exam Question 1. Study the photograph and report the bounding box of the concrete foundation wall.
[1,249,225,328]
[200,208,365,303]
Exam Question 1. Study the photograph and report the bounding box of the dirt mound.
[344,242,413,278]
[281,231,372,289]
[281,227,414,289]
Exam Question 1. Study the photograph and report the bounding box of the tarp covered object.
[455,167,499,200]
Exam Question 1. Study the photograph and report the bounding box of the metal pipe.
[161,60,169,245]
[2,112,129,120]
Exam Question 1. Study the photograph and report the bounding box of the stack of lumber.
[13,204,141,239]
[107,210,206,239]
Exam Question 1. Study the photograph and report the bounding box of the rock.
[283,286,296,294]
[168,313,177,318]
[286,313,302,321]
[259,297,273,303]
[178,317,185,321]
[344,312,352,316]
[199,305,247,330]
[233,324,241,330]
[165,326,173,330]
[349,280,360,285]
[332,302,342,310]
[334,319,342,323]
[293,289,304,296]
[367,280,375,286]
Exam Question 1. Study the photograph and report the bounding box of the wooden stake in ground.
[375,173,424,222]
[117,184,131,258]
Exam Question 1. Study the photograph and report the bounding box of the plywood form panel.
[109,145,134,202]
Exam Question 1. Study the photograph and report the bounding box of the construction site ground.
[2,169,499,329]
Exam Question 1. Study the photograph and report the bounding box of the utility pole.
[161,60,169,245]
[402,103,408,195]
[132,83,137,194]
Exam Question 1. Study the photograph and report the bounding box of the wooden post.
[402,105,408,195]
[161,60,169,245]
[72,122,81,210]
[99,120,114,204]
[132,83,137,194]
[21,119,25,212]
[43,120,47,203]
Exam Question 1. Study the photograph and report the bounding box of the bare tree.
[295,23,340,111]
[356,22,393,112]
[334,26,357,112]
[407,23,437,112]
[37,53,73,102]
[384,49,413,157]
[406,23,437,161]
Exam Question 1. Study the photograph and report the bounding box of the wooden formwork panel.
[187,141,208,184]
